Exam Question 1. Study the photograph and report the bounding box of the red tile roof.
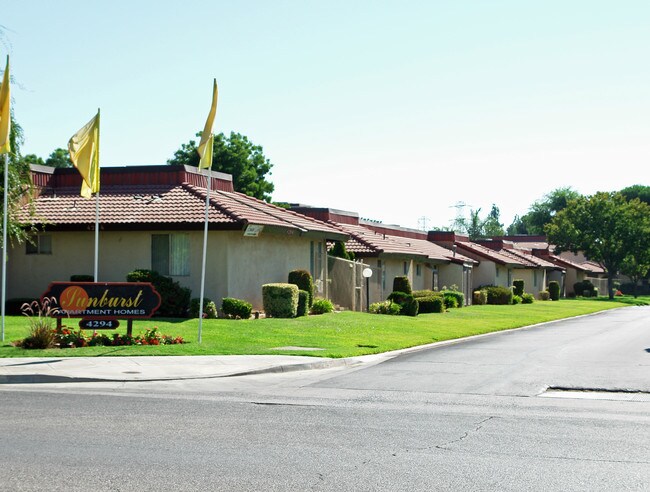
[455,241,528,266]
[20,166,348,239]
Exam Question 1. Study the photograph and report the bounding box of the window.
[152,233,189,276]
[534,270,538,287]
[496,267,500,278]
[416,264,422,276]
[403,261,409,275]
[26,235,52,255]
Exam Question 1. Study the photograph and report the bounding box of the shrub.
[6,298,34,315]
[310,297,334,315]
[539,290,550,301]
[221,297,252,319]
[262,283,299,318]
[417,295,445,313]
[573,280,595,297]
[473,290,487,305]
[413,289,436,299]
[522,293,535,304]
[70,274,94,282]
[17,297,61,349]
[442,293,457,309]
[126,269,191,317]
[548,281,560,301]
[512,295,522,305]
[484,286,513,305]
[190,297,218,318]
[288,270,314,307]
[369,300,401,315]
[392,276,412,295]
[442,290,464,308]
[296,290,309,317]
[512,280,524,297]
[387,291,418,316]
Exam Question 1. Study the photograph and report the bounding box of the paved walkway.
[0,354,372,384]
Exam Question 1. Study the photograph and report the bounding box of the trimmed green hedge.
[262,283,299,318]
[387,291,418,316]
[392,276,412,295]
[442,290,464,308]
[483,286,513,305]
[473,290,487,305]
[417,295,445,313]
[288,270,314,307]
[190,297,218,318]
[513,280,525,297]
[297,290,309,317]
[221,297,252,319]
[549,281,560,301]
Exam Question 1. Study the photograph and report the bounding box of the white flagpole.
[93,191,99,281]
[197,168,212,343]
[1,152,8,341]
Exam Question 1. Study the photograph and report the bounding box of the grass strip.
[1,297,645,359]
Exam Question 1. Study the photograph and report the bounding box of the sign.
[243,224,264,237]
[79,319,120,330]
[42,282,161,320]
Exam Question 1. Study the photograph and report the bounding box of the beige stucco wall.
[438,263,464,291]
[511,268,548,298]
[7,229,322,311]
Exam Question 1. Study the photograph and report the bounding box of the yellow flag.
[196,79,218,162]
[0,55,11,154]
[68,110,100,198]
[198,133,214,169]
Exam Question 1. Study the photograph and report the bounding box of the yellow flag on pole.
[199,133,214,169]
[196,79,218,164]
[68,110,100,198]
[0,56,11,154]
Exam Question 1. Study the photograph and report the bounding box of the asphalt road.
[1,306,649,491]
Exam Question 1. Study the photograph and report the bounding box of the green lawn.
[1,297,646,358]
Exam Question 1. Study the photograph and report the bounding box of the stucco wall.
[6,229,319,311]
[438,263,464,291]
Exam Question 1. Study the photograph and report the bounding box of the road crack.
[436,416,495,450]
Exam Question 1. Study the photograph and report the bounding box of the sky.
[3,1,649,230]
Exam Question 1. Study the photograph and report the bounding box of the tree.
[620,185,650,206]
[453,204,504,240]
[483,204,505,237]
[45,147,73,168]
[518,187,581,235]
[1,114,36,244]
[619,198,650,297]
[168,131,274,201]
[21,154,44,166]
[545,192,650,299]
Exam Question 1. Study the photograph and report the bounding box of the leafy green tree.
[454,204,504,240]
[620,185,650,206]
[619,198,650,297]
[1,114,36,244]
[483,204,505,237]
[545,192,650,299]
[168,131,274,201]
[519,187,581,235]
[506,214,530,235]
[45,147,73,168]
[21,154,44,166]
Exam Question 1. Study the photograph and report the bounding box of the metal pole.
[94,191,99,281]
[1,152,7,341]
[197,168,212,344]
[366,276,370,312]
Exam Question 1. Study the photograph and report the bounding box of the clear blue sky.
[3,1,649,230]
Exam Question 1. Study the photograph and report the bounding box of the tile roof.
[330,222,476,264]
[19,182,347,239]
[455,241,528,267]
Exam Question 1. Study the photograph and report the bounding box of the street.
[1,307,649,491]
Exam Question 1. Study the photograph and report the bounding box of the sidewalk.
[0,355,369,384]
